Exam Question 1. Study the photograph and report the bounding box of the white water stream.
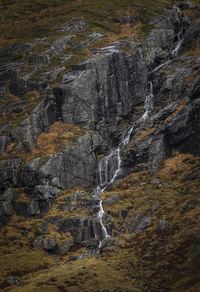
[94,127,133,247]
[94,82,154,247]
[172,6,184,57]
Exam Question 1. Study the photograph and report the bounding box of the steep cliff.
[0,0,200,291]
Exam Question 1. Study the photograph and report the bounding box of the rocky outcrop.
[181,17,200,50]
[11,97,57,150]
[53,51,148,142]
[38,132,100,189]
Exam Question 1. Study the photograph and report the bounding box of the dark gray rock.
[71,32,104,49]
[0,43,33,59]
[182,17,200,50]
[181,168,200,182]
[158,220,169,231]
[0,201,14,217]
[3,100,27,115]
[118,209,128,220]
[150,102,179,126]
[29,35,75,69]
[9,76,28,96]
[38,132,100,189]
[65,190,88,202]
[33,185,61,200]
[33,236,57,251]
[128,213,152,233]
[37,66,65,94]
[59,54,73,63]
[0,135,10,154]
[151,202,160,212]
[27,199,39,216]
[152,60,192,107]
[103,194,120,207]
[181,200,199,213]
[11,98,57,150]
[0,158,21,191]
[59,217,95,244]
[7,276,21,286]
[164,99,200,155]
[179,1,197,10]
[21,157,41,187]
[0,123,11,134]
[135,216,152,232]
[184,72,200,101]
[120,16,134,25]
[100,237,120,249]
[0,81,7,99]
[54,51,148,141]
[0,188,15,201]
[83,238,99,249]
[122,134,170,173]
[81,198,100,215]
[57,240,74,255]
[57,18,86,33]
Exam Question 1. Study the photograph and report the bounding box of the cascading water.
[172,6,184,57]
[142,81,154,121]
[93,80,155,247]
[93,127,133,247]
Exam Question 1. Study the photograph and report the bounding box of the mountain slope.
[0,0,200,291]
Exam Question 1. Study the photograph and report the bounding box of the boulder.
[33,236,57,251]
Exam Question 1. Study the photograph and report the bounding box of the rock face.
[11,98,57,150]
[53,51,148,141]
[38,132,100,189]
[0,159,22,191]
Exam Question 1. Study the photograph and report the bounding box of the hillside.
[0,0,200,291]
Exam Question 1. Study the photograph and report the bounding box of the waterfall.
[93,80,156,247]
[93,127,133,247]
[172,6,184,57]
[142,81,154,121]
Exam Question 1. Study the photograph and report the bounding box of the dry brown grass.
[164,102,186,123]
[21,121,85,164]
[135,127,156,141]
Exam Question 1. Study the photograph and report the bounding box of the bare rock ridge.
[0,4,200,258]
